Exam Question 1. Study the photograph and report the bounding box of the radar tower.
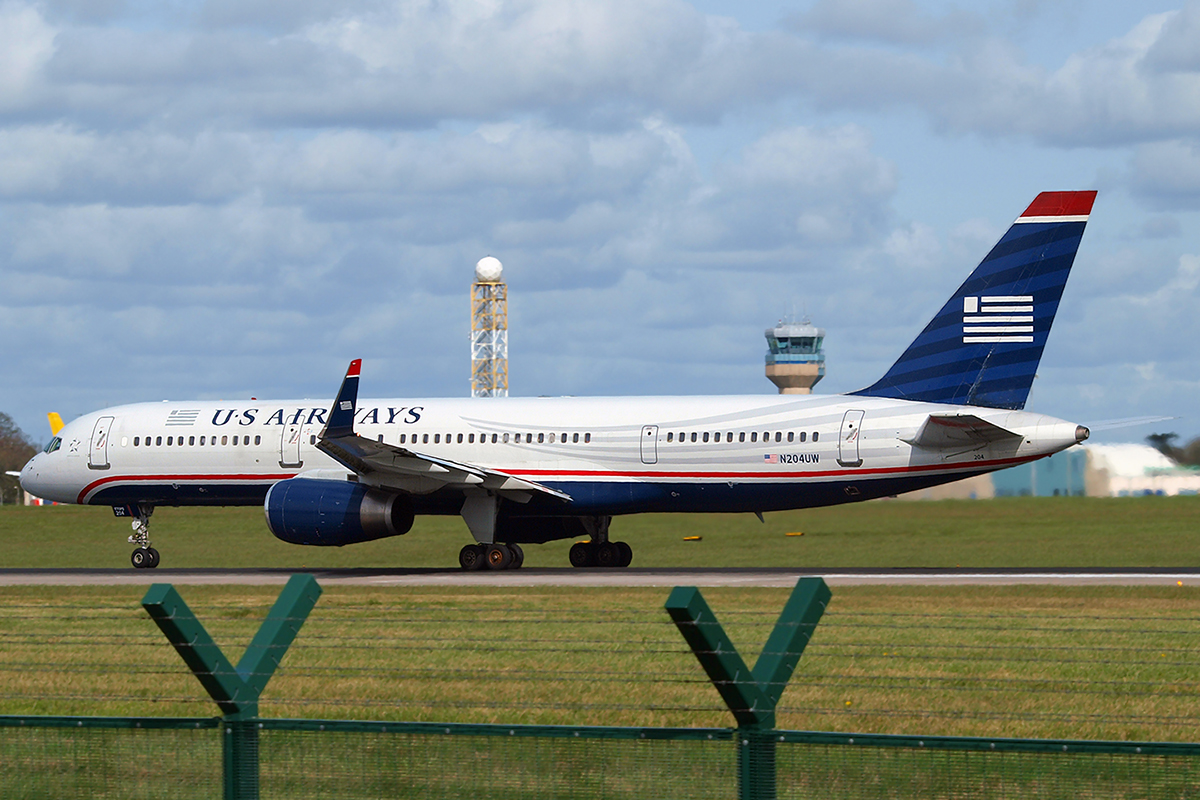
[471,256,508,398]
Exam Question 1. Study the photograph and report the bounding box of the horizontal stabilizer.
[904,414,1022,449]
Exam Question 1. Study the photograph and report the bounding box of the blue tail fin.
[851,191,1096,410]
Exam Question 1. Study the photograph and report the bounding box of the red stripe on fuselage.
[78,473,296,505]
[510,454,1039,481]
[77,453,1041,505]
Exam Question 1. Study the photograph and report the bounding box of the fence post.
[666,577,831,800]
[142,573,322,800]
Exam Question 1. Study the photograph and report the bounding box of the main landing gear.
[459,543,525,571]
[569,540,633,568]
[127,505,160,569]
[569,516,632,568]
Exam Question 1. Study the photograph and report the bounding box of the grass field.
[1,494,1198,569]
[3,496,1200,746]
[3,582,1200,743]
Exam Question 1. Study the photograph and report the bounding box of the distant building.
[900,443,1200,500]
[1084,444,1200,497]
[992,449,1089,497]
[765,319,825,394]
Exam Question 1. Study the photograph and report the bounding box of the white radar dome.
[475,256,503,282]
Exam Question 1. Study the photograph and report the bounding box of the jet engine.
[264,477,415,546]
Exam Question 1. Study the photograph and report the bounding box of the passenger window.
[255,435,261,445]
[468,433,475,444]
[221,436,227,445]
[187,436,193,446]
[503,433,510,443]
[166,436,173,446]
[156,437,163,446]
[526,434,533,443]
[690,432,697,442]
[378,435,384,443]
[751,432,758,443]
[434,434,441,444]
[492,434,498,443]
[457,433,463,444]
[199,436,205,446]
[538,433,545,443]
[133,437,140,446]
[775,432,782,443]
[548,433,555,443]
[813,432,819,442]
[787,432,794,443]
[572,433,579,443]
[584,433,591,443]
[423,434,429,444]
[702,432,709,443]
[739,432,745,443]
[727,432,733,442]
[667,432,673,443]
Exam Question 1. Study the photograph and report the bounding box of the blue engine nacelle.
[264,477,415,546]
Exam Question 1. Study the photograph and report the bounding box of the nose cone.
[18,454,42,498]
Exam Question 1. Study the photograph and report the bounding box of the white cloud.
[1130,138,1200,207]
[0,2,56,109]
[789,0,983,46]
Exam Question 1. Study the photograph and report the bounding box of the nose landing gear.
[123,505,160,569]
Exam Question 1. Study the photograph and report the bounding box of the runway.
[2,567,1198,587]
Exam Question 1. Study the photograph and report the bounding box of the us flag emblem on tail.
[962,295,1034,343]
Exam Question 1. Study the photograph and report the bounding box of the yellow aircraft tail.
[47,413,64,436]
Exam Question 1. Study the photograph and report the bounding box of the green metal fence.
[3,575,1200,799]
[5,715,1200,799]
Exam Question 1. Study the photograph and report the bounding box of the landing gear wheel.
[485,544,513,570]
[145,547,161,569]
[507,543,525,569]
[595,542,619,568]
[459,543,487,571]
[131,548,151,569]
[614,541,633,568]
[569,541,595,568]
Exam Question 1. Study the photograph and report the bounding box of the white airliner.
[20,191,1097,570]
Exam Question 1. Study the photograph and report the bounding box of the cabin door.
[89,416,114,469]
[280,423,304,468]
[640,425,658,465]
[837,410,864,467]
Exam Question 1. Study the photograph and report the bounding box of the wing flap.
[904,414,1022,449]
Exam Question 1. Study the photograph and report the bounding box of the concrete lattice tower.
[765,319,825,394]
[471,256,508,398]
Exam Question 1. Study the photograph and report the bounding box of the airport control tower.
[471,256,508,398]
[765,319,825,394]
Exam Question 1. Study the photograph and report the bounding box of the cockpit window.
[44,437,62,454]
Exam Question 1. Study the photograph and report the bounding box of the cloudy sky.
[1,0,1197,444]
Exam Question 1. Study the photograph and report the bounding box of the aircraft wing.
[315,360,571,503]
[904,414,1023,449]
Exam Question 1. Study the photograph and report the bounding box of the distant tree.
[1178,437,1200,468]
[0,413,37,504]
[1146,432,1200,467]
